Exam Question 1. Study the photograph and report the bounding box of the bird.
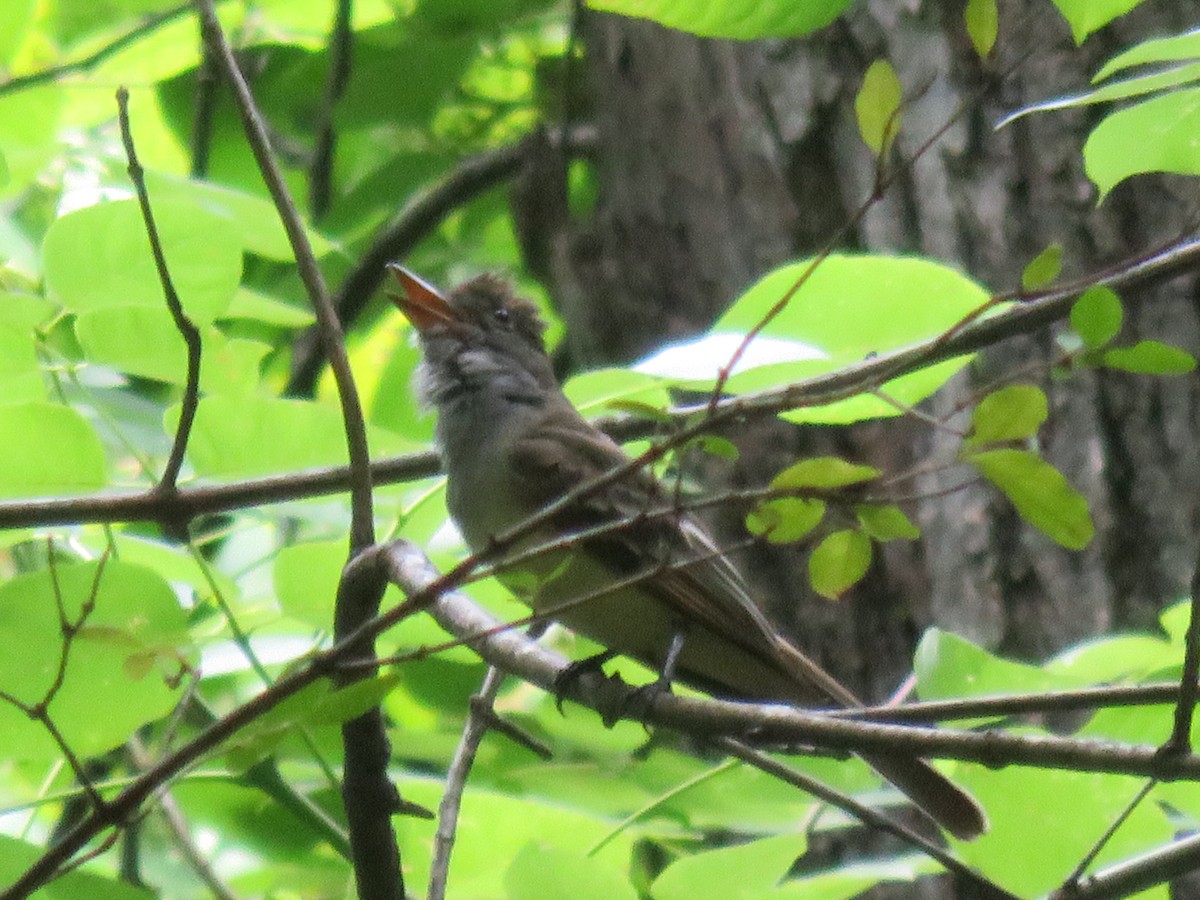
[387,264,987,841]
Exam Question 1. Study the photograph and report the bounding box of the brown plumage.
[390,265,987,841]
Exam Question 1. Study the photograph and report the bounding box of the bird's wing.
[507,407,859,704]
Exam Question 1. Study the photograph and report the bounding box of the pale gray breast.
[434,382,547,553]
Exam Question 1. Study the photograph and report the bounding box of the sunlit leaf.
[771,457,880,489]
[43,198,242,325]
[968,449,1094,549]
[583,0,852,39]
[1094,24,1200,80]
[964,0,998,59]
[1070,286,1123,349]
[855,60,903,156]
[0,561,191,760]
[1084,87,1200,197]
[1021,243,1062,289]
[651,834,804,900]
[714,255,992,423]
[808,530,872,599]
[0,403,106,498]
[746,498,825,544]
[855,504,920,541]
[966,385,1048,446]
[170,395,421,477]
[507,844,639,900]
[1103,340,1196,374]
[1048,0,1146,44]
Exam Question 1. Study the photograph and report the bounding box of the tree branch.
[116,87,202,499]
[193,0,375,550]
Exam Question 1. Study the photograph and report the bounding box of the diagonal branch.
[0,4,191,99]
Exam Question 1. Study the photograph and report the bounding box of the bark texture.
[518,0,1200,697]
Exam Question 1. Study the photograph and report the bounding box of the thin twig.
[190,35,219,178]
[1060,779,1157,890]
[1166,543,1200,751]
[309,0,354,219]
[193,0,375,551]
[429,666,506,900]
[0,4,191,99]
[127,736,238,900]
[719,739,1016,899]
[116,87,202,495]
[838,682,1191,723]
[1051,830,1200,899]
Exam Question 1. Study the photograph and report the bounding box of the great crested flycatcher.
[389,265,986,841]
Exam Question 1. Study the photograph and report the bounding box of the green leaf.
[687,434,739,461]
[142,171,336,261]
[43,198,242,325]
[1095,28,1200,81]
[771,457,881,489]
[1048,0,1146,44]
[1103,340,1197,374]
[969,448,1094,549]
[563,367,670,415]
[952,765,1171,896]
[237,678,413,758]
[966,385,1048,446]
[964,0,998,59]
[0,561,191,760]
[75,305,269,393]
[0,293,48,403]
[507,844,638,900]
[0,403,106,498]
[1021,243,1062,290]
[274,539,345,630]
[997,62,1200,129]
[222,287,317,327]
[0,0,34,64]
[652,834,804,900]
[171,395,420,478]
[1084,87,1200,198]
[582,0,853,39]
[783,855,940,898]
[808,530,872,600]
[855,504,920,541]
[0,86,63,199]
[1070,286,1123,349]
[915,629,1076,701]
[746,498,826,544]
[714,255,992,424]
[855,60,902,156]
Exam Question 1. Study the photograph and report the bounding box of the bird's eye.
[493,306,510,324]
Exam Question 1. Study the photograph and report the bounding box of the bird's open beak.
[387,264,458,333]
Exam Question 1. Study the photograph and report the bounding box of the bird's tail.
[773,638,987,840]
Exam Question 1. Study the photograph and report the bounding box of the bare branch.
[116,87,202,496]
[309,0,354,219]
[193,0,375,550]
[429,666,505,900]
